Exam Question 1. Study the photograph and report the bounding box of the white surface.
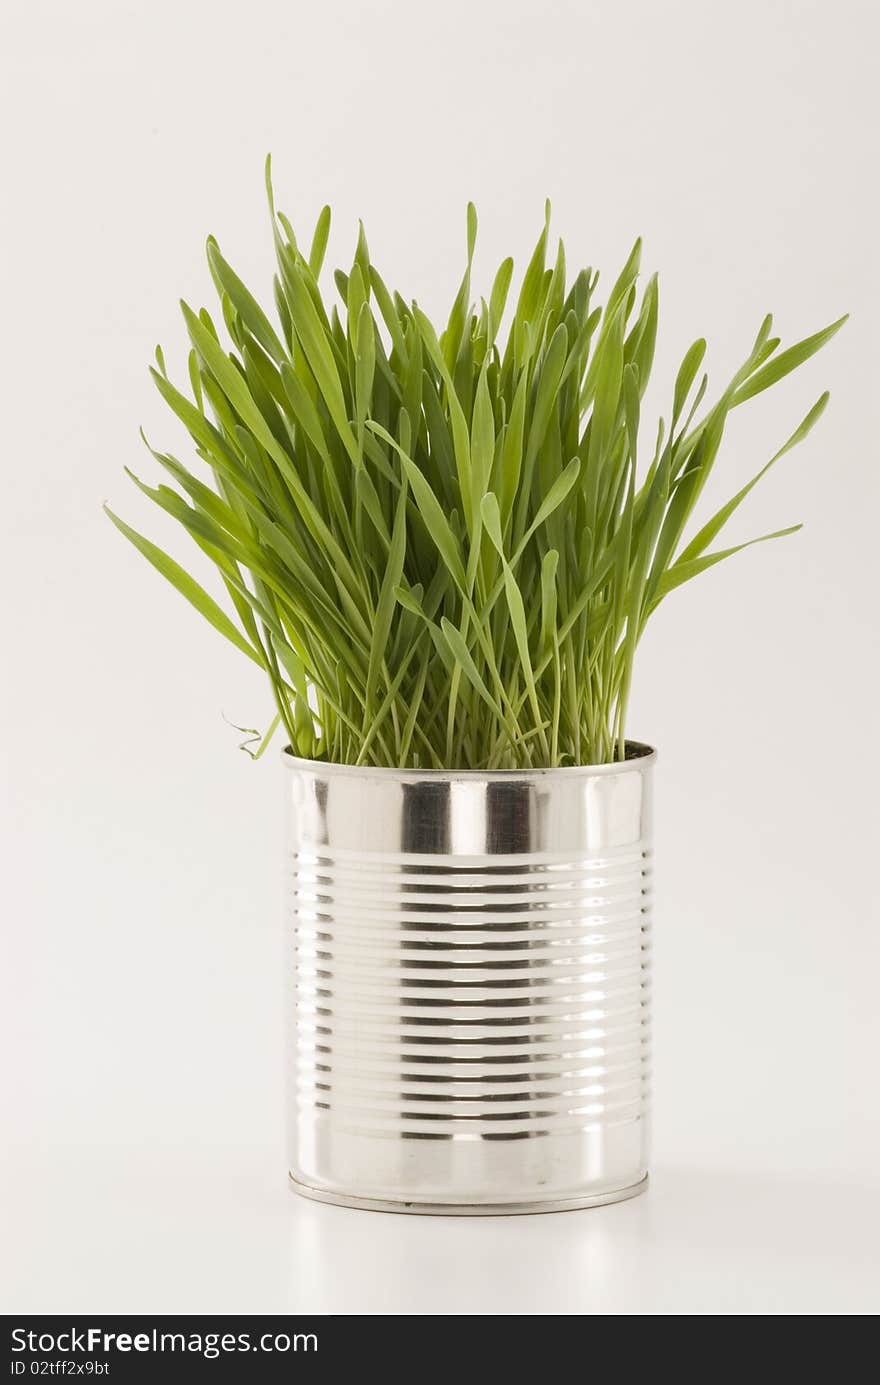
[3,0,879,1315]
[4,1147,878,1315]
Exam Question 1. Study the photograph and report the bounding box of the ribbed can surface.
[285,746,655,1213]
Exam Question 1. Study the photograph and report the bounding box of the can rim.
[282,740,656,780]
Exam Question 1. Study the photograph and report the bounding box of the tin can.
[284,745,655,1214]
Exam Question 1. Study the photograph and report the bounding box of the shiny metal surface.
[287,1173,649,1216]
[284,745,655,1214]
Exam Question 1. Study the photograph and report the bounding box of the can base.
[288,1172,648,1216]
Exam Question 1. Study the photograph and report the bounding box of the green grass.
[107,160,846,768]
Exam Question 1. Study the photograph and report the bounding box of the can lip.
[282,740,656,780]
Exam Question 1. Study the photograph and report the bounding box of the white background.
[2,0,879,1315]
